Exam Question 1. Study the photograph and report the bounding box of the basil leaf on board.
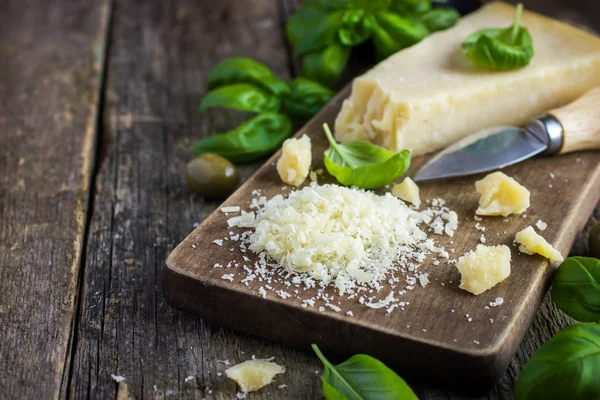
[282,77,335,122]
[322,123,411,189]
[552,257,600,322]
[205,57,289,95]
[462,3,534,70]
[192,113,292,164]
[312,344,419,400]
[286,7,345,57]
[420,7,460,32]
[198,83,281,114]
[514,323,600,400]
[302,44,351,87]
[338,10,374,47]
[371,11,429,58]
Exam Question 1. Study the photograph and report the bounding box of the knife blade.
[413,123,550,182]
[413,87,600,182]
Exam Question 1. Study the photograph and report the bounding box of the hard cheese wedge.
[335,2,600,156]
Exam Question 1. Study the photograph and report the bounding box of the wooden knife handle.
[547,87,600,154]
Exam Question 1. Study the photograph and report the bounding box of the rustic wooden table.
[1,0,598,399]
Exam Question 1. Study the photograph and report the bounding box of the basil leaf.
[286,8,345,57]
[192,113,292,164]
[302,0,391,12]
[515,323,600,400]
[199,83,281,114]
[552,257,600,322]
[302,44,351,87]
[312,344,418,400]
[339,10,374,47]
[282,77,335,122]
[420,7,460,32]
[372,11,429,58]
[322,123,411,189]
[462,3,534,70]
[389,0,431,15]
[205,57,289,95]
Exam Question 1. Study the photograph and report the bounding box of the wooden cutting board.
[163,85,600,392]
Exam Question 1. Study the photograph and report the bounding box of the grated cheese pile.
[229,183,452,294]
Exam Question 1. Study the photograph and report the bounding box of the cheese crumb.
[225,359,285,393]
[514,226,563,262]
[228,211,256,228]
[212,239,223,246]
[276,135,312,187]
[475,172,530,216]
[456,245,511,295]
[535,220,547,231]
[391,177,421,207]
[221,206,241,213]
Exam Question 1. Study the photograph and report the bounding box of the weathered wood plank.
[68,1,324,399]
[0,0,111,398]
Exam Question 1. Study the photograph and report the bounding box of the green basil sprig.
[462,3,534,70]
[196,58,334,164]
[312,344,418,400]
[514,323,600,400]
[286,1,460,86]
[552,257,600,322]
[193,113,292,164]
[322,123,411,189]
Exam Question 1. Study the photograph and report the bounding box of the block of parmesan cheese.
[335,2,600,156]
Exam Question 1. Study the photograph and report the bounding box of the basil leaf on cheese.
[462,3,534,70]
[322,123,411,189]
[312,344,419,400]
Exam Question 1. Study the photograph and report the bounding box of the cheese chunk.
[335,2,600,156]
[475,172,530,216]
[392,177,421,207]
[276,134,311,186]
[225,359,285,393]
[514,226,563,262]
[456,244,511,295]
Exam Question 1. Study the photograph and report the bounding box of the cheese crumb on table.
[475,172,530,217]
[225,359,285,393]
[456,244,511,295]
[276,134,312,187]
[514,226,563,262]
[535,220,547,231]
[391,177,421,207]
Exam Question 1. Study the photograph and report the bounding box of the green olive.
[185,153,240,199]
[589,222,600,259]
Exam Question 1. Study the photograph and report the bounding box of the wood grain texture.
[0,0,110,398]
[67,1,324,399]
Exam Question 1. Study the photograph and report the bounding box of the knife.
[413,87,600,182]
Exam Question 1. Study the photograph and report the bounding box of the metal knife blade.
[413,125,549,182]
